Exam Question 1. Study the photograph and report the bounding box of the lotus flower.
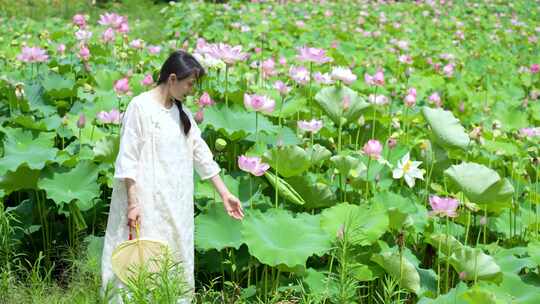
[313,72,334,85]
[102,27,115,43]
[531,64,540,74]
[17,46,49,63]
[519,127,540,138]
[364,69,384,86]
[114,78,130,95]
[429,195,459,218]
[362,139,383,159]
[130,39,144,49]
[398,54,413,65]
[57,44,66,55]
[79,45,91,61]
[198,92,214,107]
[141,74,153,86]
[238,155,270,176]
[429,92,442,107]
[296,46,332,64]
[297,119,323,133]
[194,109,204,123]
[148,45,161,54]
[392,152,425,188]
[404,87,417,107]
[98,12,126,28]
[443,63,454,77]
[289,65,310,85]
[261,58,277,77]
[207,42,249,65]
[274,80,291,96]
[368,94,389,105]
[97,109,121,124]
[77,114,86,128]
[75,29,92,42]
[244,94,275,114]
[331,66,357,85]
[72,14,87,28]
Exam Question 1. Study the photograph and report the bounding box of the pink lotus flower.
[75,29,92,42]
[98,12,126,29]
[363,139,383,159]
[296,46,333,64]
[342,95,351,111]
[313,72,334,85]
[72,14,87,28]
[404,87,417,107]
[117,22,129,33]
[531,64,540,74]
[57,44,66,55]
[297,119,323,133]
[274,80,291,96]
[198,92,214,107]
[207,42,249,65]
[429,195,459,218]
[279,56,287,66]
[331,66,357,85]
[194,109,204,123]
[97,108,121,124]
[289,66,310,85]
[114,77,130,95]
[443,63,454,77]
[130,39,144,49]
[78,45,90,61]
[243,93,275,114]
[398,54,413,65]
[429,92,442,107]
[77,113,86,128]
[141,74,154,86]
[261,58,277,77]
[148,45,161,54]
[364,69,385,86]
[17,46,49,63]
[368,94,389,105]
[238,155,270,176]
[102,27,115,43]
[519,127,540,138]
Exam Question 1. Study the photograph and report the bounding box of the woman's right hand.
[127,199,141,229]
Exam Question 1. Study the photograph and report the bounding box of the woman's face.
[167,73,197,101]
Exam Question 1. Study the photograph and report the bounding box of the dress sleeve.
[113,100,144,183]
[186,109,221,180]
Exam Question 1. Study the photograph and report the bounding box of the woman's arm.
[209,174,244,220]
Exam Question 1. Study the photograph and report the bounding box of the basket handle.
[128,220,141,240]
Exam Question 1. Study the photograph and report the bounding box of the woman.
[101,50,244,303]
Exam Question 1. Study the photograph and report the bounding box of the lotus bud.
[215,138,227,151]
[14,82,25,100]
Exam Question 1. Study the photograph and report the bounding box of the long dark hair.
[157,50,206,136]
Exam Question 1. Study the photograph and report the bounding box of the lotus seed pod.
[215,138,227,151]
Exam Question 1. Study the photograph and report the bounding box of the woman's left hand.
[222,193,245,220]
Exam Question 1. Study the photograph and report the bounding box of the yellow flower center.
[403,160,412,173]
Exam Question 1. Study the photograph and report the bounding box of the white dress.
[100,89,221,303]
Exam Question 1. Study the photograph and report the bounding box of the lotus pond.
[1,0,540,303]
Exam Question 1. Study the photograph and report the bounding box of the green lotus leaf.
[0,166,40,195]
[492,102,529,131]
[448,247,502,282]
[302,267,338,299]
[12,115,61,131]
[264,171,305,205]
[306,144,332,166]
[241,208,331,268]
[93,134,120,164]
[444,162,514,208]
[422,106,470,150]
[195,203,244,251]
[527,241,540,266]
[372,191,418,230]
[42,72,75,98]
[38,160,100,211]
[286,173,337,209]
[263,145,310,177]
[330,153,361,177]
[0,128,58,175]
[462,286,498,304]
[200,104,277,141]
[320,202,388,246]
[427,234,464,257]
[482,139,521,156]
[371,251,421,294]
[314,85,370,126]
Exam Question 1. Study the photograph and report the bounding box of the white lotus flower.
[392,152,425,188]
